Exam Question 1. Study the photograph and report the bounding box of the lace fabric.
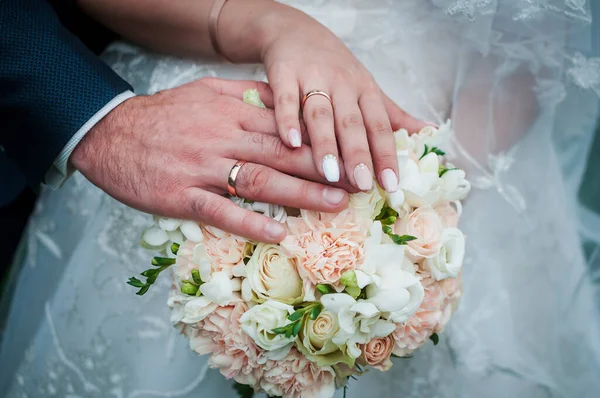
[1,1,600,397]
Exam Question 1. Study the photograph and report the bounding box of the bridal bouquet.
[129,90,470,398]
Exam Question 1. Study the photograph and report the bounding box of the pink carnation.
[203,226,246,278]
[260,348,336,398]
[392,274,446,357]
[280,210,366,286]
[189,301,262,384]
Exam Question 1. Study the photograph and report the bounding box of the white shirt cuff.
[45,90,136,189]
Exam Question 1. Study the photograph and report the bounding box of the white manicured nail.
[288,128,302,148]
[322,154,340,183]
[381,168,398,193]
[354,163,373,191]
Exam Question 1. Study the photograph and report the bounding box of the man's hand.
[71,78,350,243]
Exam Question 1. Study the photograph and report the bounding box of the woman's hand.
[258,10,430,193]
[71,78,350,243]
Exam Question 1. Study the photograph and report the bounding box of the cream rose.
[425,228,465,281]
[348,188,385,220]
[396,206,444,259]
[297,310,354,367]
[239,300,295,357]
[359,334,395,371]
[245,243,303,304]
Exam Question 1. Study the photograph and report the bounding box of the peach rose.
[260,348,336,398]
[434,202,458,228]
[359,334,395,371]
[392,275,447,356]
[280,210,366,286]
[396,206,443,260]
[189,301,262,384]
[203,226,246,278]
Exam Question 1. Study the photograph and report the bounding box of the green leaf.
[191,269,203,285]
[127,277,145,288]
[431,147,446,156]
[316,284,335,295]
[291,320,302,336]
[309,305,323,320]
[271,326,290,335]
[390,234,417,245]
[439,167,458,177]
[151,257,176,266]
[430,332,439,345]
[233,381,254,398]
[141,269,158,277]
[375,204,399,221]
[136,285,150,296]
[170,242,180,255]
[288,310,304,322]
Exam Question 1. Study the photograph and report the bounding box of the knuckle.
[277,92,298,106]
[271,138,289,160]
[373,150,398,166]
[345,148,372,163]
[237,165,271,198]
[340,112,364,130]
[280,114,299,128]
[216,97,238,117]
[368,119,391,137]
[308,106,333,122]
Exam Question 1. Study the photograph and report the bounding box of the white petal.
[181,297,217,324]
[351,301,380,318]
[232,262,246,277]
[321,294,356,314]
[354,270,377,289]
[370,320,397,337]
[180,221,204,242]
[241,279,253,302]
[167,229,184,245]
[157,217,182,231]
[142,227,169,247]
[200,271,233,305]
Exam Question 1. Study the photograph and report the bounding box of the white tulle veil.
[1,1,599,397]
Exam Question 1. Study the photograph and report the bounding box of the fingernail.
[288,128,302,148]
[264,222,286,241]
[322,187,345,205]
[322,154,340,183]
[424,121,439,128]
[381,168,399,193]
[353,163,373,191]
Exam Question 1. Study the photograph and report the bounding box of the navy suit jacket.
[0,0,132,205]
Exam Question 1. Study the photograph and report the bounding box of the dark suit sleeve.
[0,0,133,188]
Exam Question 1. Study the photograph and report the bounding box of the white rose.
[321,294,395,359]
[199,271,235,305]
[246,243,303,304]
[438,166,470,202]
[240,300,295,355]
[349,187,385,220]
[398,152,442,208]
[425,228,465,281]
[179,296,218,324]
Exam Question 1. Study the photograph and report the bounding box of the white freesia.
[321,294,395,359]
[156,217,181,232]
[240,300,295,356]
[425,228,465,281]
[180,296,218,324]
[192,243,212,282]
[233,198,287,222]
[357,222,424,322]
[199,271,235,305]
[438,166,471,202]
[348,188,384,220]
[141,227,169,248]
[399,151,442,208]
[180,220,204,242]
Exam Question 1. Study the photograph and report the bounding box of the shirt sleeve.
[45,91,136,189]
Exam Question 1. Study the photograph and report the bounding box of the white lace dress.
[1,1,600,397]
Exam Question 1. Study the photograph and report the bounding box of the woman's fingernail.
[322,187,345,205]
[265,222,286,241]
[381,168,399,193]
[322,154,340,183]
[425,121,439,128]
[354,163,373,191]
[288,128,302,148]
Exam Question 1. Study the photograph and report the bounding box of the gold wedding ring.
[227,161,247,197]
[301,90,332,110]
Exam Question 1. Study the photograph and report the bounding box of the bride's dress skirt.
[1,1,600,397]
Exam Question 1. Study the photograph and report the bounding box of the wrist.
[218,0,313,63]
